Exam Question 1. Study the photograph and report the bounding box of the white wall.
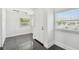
[55,30,79,50]
[0,8,2,47]
[33,8,54,48]
[44,9,54,48]
[6,9,32,37]
[2,9,6,47]
[33,8,45,43]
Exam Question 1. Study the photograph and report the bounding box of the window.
[55,9,79,32]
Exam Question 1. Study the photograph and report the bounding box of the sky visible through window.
[56,9,79,20]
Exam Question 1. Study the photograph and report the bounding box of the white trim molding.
[2,8,6,47]
[55,41,76,50]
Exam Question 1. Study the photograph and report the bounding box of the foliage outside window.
[20,17,31,25]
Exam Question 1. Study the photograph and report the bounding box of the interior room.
[0,8,79,50]
[4,8,34,50]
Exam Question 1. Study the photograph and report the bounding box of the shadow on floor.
[48,45,65,50]
[33,39,47,50]
[33,39,65,50]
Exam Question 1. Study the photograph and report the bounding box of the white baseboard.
[6,32,32,38]
[55,41,76,50]
[47,42,54,48]
[44,41,54,48]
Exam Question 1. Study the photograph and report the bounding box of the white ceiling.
[7,8,34,15]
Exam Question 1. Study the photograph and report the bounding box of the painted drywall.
[2,9,7,47]
[44,9,54,48]
[55,30,79,49]
[33,9,54,48]
[0,8,2,47]
[33,9,45,43]
[6,9,32,37]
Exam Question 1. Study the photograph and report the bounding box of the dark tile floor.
[2,33,64,50]
[0,47,3,50]
[3,34,33,50]
[33,40,64,50]
[33,39,47,50]
[48,45,65,50]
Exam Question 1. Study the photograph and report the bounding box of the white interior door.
[33,9,44,44]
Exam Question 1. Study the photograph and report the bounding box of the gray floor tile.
[3,34,33,50]
[33,40,47,50]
